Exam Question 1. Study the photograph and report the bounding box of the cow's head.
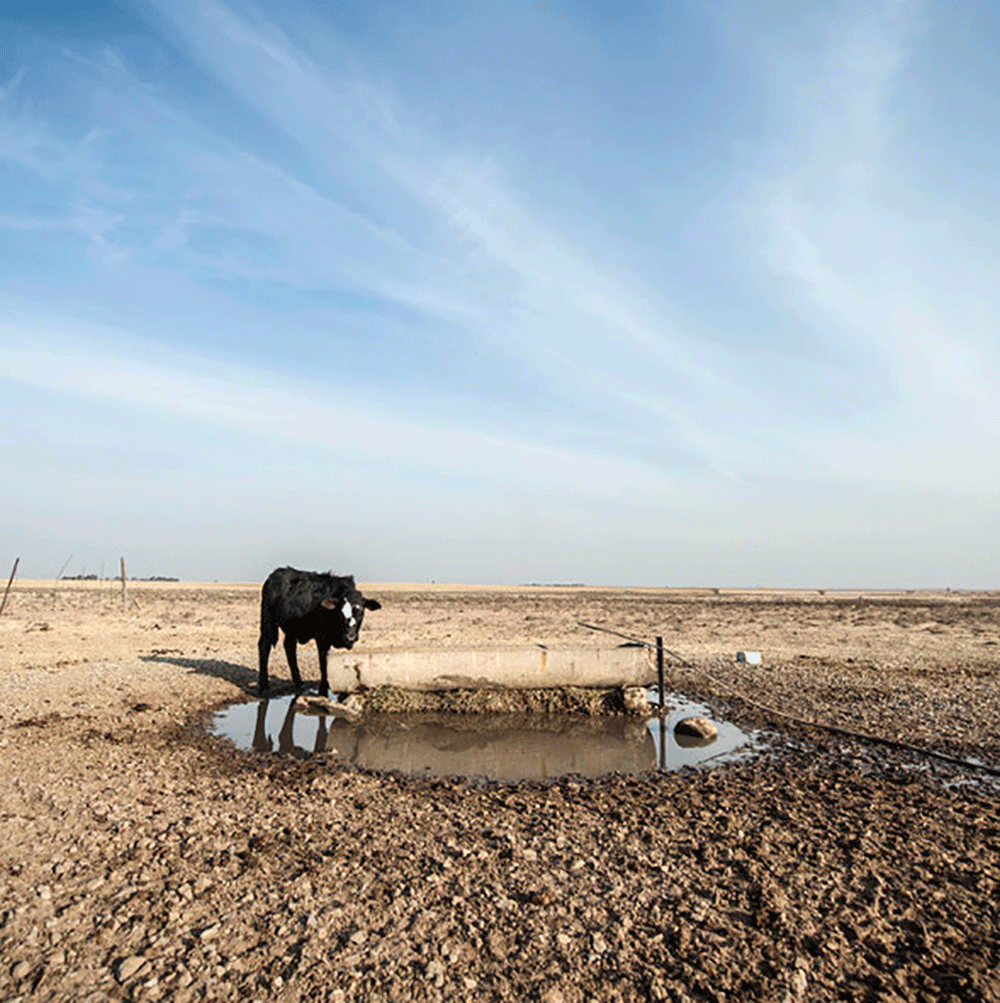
[320,587,381,648]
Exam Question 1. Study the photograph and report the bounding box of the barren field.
[1,581,999,1002]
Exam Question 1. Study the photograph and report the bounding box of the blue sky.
[1,0,997,586]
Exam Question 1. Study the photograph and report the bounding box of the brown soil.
[1,581,999,1002]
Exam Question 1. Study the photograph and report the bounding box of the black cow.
[257,567,381,695]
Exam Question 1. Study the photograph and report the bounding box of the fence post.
[0,557,19,618]
[120,556,127,610]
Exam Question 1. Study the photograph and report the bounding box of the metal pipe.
[656,636,665,708]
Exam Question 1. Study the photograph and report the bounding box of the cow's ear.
[320,598,338,609]
[364,598,382,611]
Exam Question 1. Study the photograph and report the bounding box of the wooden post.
[656,636,665,708]
[120,556,127,610]
[0,557,19,618]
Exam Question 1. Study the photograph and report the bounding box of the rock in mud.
[293,694,362,720]
[115,955,148,983]
[425,958,445,986]
[487,930,509,960]
[293,694,336,715]
[675,716,718,740]
[621,685,652,715]
[342,693,364,715]
[790,966,809,997]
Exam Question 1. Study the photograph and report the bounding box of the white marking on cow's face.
[342,599,355,626]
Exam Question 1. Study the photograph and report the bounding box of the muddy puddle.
[210,691,762,780]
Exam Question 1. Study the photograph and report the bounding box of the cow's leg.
[317,642,330,697]
[277,698,297,754]
[283,633,304,690]
[257,635,272,694]
[252,699,272,753]
[258,604,278,694]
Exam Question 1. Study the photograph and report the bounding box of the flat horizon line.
[6,579,997,596]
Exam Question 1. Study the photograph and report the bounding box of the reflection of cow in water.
[248,700,656,777]
[257,567,381,695]
[252,699,358,759]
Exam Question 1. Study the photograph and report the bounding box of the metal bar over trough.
[321,645,653,693]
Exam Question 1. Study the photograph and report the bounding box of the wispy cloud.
[141,0,750,468]
[0,317,691,505]
[1,0,763,489]
[735,0,1000,489]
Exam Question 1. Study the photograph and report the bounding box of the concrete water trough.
[315,644,654,692]
[210,645,764,779]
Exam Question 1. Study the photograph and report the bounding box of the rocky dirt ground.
[1,581,998,1002]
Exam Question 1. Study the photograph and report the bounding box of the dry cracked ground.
[1,581,999,1002]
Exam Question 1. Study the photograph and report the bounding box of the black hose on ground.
[577,620,1000,779]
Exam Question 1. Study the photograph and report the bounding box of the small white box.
[736,651,762,664]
